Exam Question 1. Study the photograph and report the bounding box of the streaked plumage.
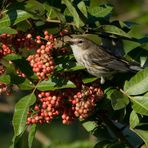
[67,37,142,84]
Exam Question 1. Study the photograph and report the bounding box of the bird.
[66,36,142,84]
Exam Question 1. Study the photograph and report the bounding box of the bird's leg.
[100,76,105,84]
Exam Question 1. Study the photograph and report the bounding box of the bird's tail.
[129,62,143,72]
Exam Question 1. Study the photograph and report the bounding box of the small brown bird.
[67,37,142,84]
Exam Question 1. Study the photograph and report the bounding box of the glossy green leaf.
[82,77,98,84]
[132,125,148,147]
[82,121,96,132]
[0,10,32,27]
[25,0,45,15]
[131,96,148,116]
[128,25,145,39]
[124,68,148,95]
[36,77,76,91]
[110,89,129,110]
[101,25,131,38]
[123,40,141,54]
[3,54,22,61]
[77,1,88,18]
[0,27,17,34]
[88,5,113,18]
[141,42,148,51]
[44,3,66,23]
[28,124,36,148]
[18,79,35,90]
[62,0,80,27]
[130,110,140,128]
[0,75,11,83]
[13,93,36,136]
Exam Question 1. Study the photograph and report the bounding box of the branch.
[0,103,14,113]
[35,130,51,146]
[101,116,133,147]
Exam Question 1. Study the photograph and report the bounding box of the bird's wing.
[89,46,130,72]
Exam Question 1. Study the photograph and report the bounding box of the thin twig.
[0,103,14,113]
[35,130,51,146]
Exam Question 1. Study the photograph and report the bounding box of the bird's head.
[66,37,93,50]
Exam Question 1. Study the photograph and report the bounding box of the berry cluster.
[0,64,10,95]
[72,86,103,120]
[26,89,76,125]
[0,64,5,75]
[16,69,26,78]
[0,33,37,53]
[0,43,14,57]
[27,31,55,80]
[27,84,103,125]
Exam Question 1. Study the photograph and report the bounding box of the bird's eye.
[78,40,83,44]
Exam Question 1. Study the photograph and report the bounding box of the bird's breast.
[71,45,88,66]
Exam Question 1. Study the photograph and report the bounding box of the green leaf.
[28,124,36,148]
[18,79,35,90]
[101,25,131,38]
[13,59,34,78]
[25,0,45,16]
[130,110,140,128]
[3,54,22,61]
[82,121,96,132]
[44,3,66,23]
[122,40,141,54]
[110,89,129,110]
[77,1,87,18]
[0,10,32,27]
[36,77,76,91]
[88,5,113,18]
[0,75,11,83]
[62,0,80,27]
[106,89,129,110]
[124,68,148,95]
[0,27,17,34]
[128,25,145,39]
[131,96,148,116]
[132,125,148,147]
[55,54,85,72]
[82,77,98,84]
[13,93,36,136]
[94,140,111,148]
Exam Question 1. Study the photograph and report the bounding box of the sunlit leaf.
[28,124,36,148]
[0,27,17,34]
[132,124,148,147]
[131,96,148,116]
[130,110,140,128]
[123,40,141,54]
[62,0,80,27]
[3,54,22,61]
[82,77,98,84]
[82,121,96,132]
[0,75,11,83]
[77,1,88,18]
[101,25,131,38]
[36,77,76,91]
[0,10,32,27]
[13,93,36,136]
[88,5,113,18]
[110,89,129,110]
[124,68,148,95]
[18,79,35,90]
